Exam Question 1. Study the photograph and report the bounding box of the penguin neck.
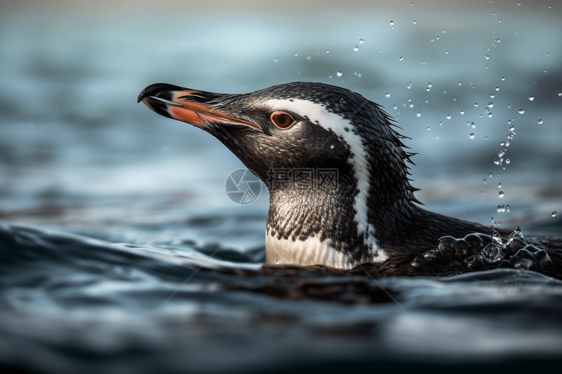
[264,177,420,267]
[265,185,487,267]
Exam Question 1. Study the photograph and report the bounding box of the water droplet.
[337,71,342,77]
[489,172,493,178]
[326,50,330,53]
[519,108,525,114]
[436,36,440,40]
[447,114,451,119]
[506,205,510,212]
[528,95,534,101]
[390,20,394,26]
[483,178,487,184]
[558,91,562,97]
[490,93,495,98]
[498,182,502,188]
[488,113,493,118]
[417,112,421,117]
[427,127,430,131]
[428,83,433,88]
[506,141,510,147]
[446,51,449,54]
[517,2,521,5]
[307,56,311,61]
[399,56,403,61]
[553,211,558,218]
[485,55,490,60]
[460,110,465,115]
[413,20,417,24]
[353,46,359,52]
[502,77,506,81]
[274,58,278,63]
[500,142,505,146]
[488,102,494,108]
[494,159,500,165]
[499,191,504,198]
[475,103,478,107]
[538,119,543,124]
[506,159,511,164]
[359,38,364,44]
[510,125,515,131]
[469,133,475,139]
[358,73,362,78]
[407,82,412,89]
[496,86,500,91]
[294,53,298,56]
[471,122,476,128]
[385,92,390,98]
[275,258,280,264]
[492,227,503,245]
[458,82,462,86]
[409,103,414,108]
[330,145,334,149]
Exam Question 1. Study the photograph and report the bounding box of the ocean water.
[1,2,562,373]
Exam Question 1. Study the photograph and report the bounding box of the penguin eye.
[271,111,295,129]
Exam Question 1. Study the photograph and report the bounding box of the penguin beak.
[137,83,260,130]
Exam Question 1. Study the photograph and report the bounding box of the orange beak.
[138,83,259,131]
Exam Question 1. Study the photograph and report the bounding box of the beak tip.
[137,89,146,103]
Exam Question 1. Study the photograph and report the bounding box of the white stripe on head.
[265,98,387,263]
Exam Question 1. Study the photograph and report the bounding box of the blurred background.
[1,0,561,233]
[2,2,562,374]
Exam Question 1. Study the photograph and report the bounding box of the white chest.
[265,230,356,269]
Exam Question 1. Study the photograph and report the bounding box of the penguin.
[138,82,562,277]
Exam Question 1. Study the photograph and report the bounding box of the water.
[1,2,562,373]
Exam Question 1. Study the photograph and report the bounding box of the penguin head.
[138,82,417,201]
